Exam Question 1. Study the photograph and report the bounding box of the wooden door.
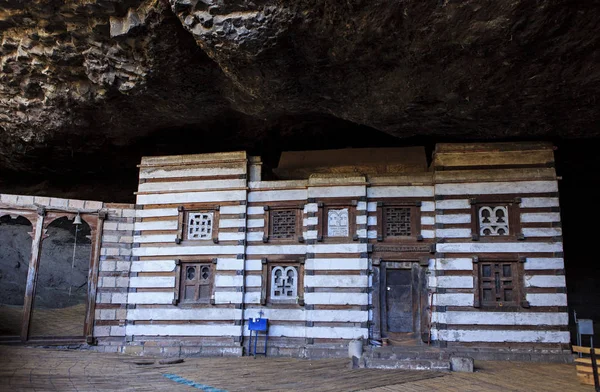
[386,269,414,333]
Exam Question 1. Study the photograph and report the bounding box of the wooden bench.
[572,345,599,390]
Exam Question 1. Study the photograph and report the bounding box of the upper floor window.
[327,208,349,237]
[187,211,214,240]
[263,206,303,243]
[376,202,422,241]
[471,198,521,241]
[261,258,305,305]
[176,206,220,244]
[478,205,509,236]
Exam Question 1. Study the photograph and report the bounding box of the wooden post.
[85,210,106,343]
[20,207,45,341]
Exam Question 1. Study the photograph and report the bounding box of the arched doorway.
[29,216,92,338]
[0,215,33,338]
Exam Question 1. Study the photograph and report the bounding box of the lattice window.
[384,207,412,237]
[270,209,297,239]
[180,263,212,303]
[479,262,517,306]
[187,212,213,240]
[327,208,349,237]
[270,266,298,301]
[478,206,509,236]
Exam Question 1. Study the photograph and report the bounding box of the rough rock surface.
[0,0,599,183]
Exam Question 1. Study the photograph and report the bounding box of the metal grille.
[271,209,296,239]
[385,207,412,237]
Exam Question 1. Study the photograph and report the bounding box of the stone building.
[0,142,569,366]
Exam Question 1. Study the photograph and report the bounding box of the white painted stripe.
[220,205,247,215]
[214,275,261,287]
[307,243,367,253]
[521,213,561,223]
[136,208,179,218]
[305,258,368,270]
[304,217,318,226]
[138,179,246,193]
[524,258,564,270]
[137,190,246,205]
[134,220,178,231]
[432,293,474,306]
[430,258,473,270]
[305,203,319,213]
[367,230,378,239]
[308,186,366,198]
[130,260,176,272]
[218,232,245,241]
[526,293,568,306]
[244,292,261,304]
[304,275,368,288]
[128,308,241,321]
[132,245,245,257]
[435,199,470,210]
[437,214,470,224]
[421,201,435,212]
[128,292,174,304]
[421,229,435,239]
[139,166,245,180]
[356,229,367,238]
[246,232,263,242]
[215,258,244,270]
[367,216,377,226]
[243,325,367,339]
[421,216,435,226]
[214,292,242,304]
[245,259,263,271]
[436,242,563,253]
[247,219,264,228]
[367,186,434,198]
[126,324,240,336]
[305,230,318,240]
[247,206,264,215]
[244,309,368,322]
[130,276,175,288]
[356,201,367,211]
[367,202,377,212]
[134,234,177,243]
[428,276,473,289]
[246,245,307,255]
[522,227,562,237]
[356,215,367,225]
[304,293,368,305]
[432,311,568,326]
[219,219,245,228]
[248,189,307,202]
[435,329,569,343]
[436,228,471,238]
[436,181,558,195]
[520,197,560,208]
[524,275,566,288]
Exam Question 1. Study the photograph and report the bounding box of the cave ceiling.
[0,0,599,195]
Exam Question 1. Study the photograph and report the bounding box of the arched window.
[270,266,298,301]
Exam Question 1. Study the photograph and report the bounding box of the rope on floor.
[163,373,229,392]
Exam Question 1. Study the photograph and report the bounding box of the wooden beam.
[21,207,45,341]
[85,211,107,342]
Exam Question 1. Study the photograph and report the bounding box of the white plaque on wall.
[328,208,349,237]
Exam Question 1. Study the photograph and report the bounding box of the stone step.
[362,357,451,371]
[363,346,451,361]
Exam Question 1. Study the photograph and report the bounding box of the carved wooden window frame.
[376,201,422,242]
[176,206,220,244]
[473,256,529,309]
[174,259,216,305]
[260,258,305,306]
[263,204,304,243]
[470,197,522,242]
[316,201,357,242]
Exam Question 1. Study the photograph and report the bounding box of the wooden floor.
[0,345,591,391]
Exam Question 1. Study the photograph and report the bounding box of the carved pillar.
[20,207,45,341]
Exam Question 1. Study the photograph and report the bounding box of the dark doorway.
[386,269,414,333]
